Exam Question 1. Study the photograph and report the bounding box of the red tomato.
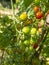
[36,12,43,19]
[33,44,38,49]
[34,6,40,13]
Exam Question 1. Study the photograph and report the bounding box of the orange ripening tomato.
[36,12,43,19]
[38,28,42,33]
[34,6,40,13]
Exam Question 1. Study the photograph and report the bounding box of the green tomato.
[24,40,29,45]
[35,0,40,4]
[30,38,35,45]
[22,26,30,34]
[25,47,28,52]
[30,28,37,35]
[29,46,33,51]
[20,34,25,40]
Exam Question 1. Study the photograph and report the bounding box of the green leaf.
[24,0,33,8]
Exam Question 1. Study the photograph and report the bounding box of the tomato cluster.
[19,7,45,50]
[0,0,49,65]
[34,6,43,19]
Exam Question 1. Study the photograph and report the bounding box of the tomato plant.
[0,0,49,65]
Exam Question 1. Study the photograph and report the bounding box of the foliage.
[0,0,49,65]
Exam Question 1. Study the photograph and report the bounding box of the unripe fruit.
[46,58,49,61]
[20,12,28,20]
[46,61,49,65]
[30,28,37,35]
[36,12,43,19]
[24,40,29,45]
[38,28,42,33]
[29,46,33,51]
[35,0,40,4]
[38,19,45,28]
[30,39,35,45]
[22,26,30,34]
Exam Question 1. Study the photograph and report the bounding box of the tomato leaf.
[23,0,33,8]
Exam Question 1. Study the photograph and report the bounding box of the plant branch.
[0,50,4,65]
[30,23,49,65]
